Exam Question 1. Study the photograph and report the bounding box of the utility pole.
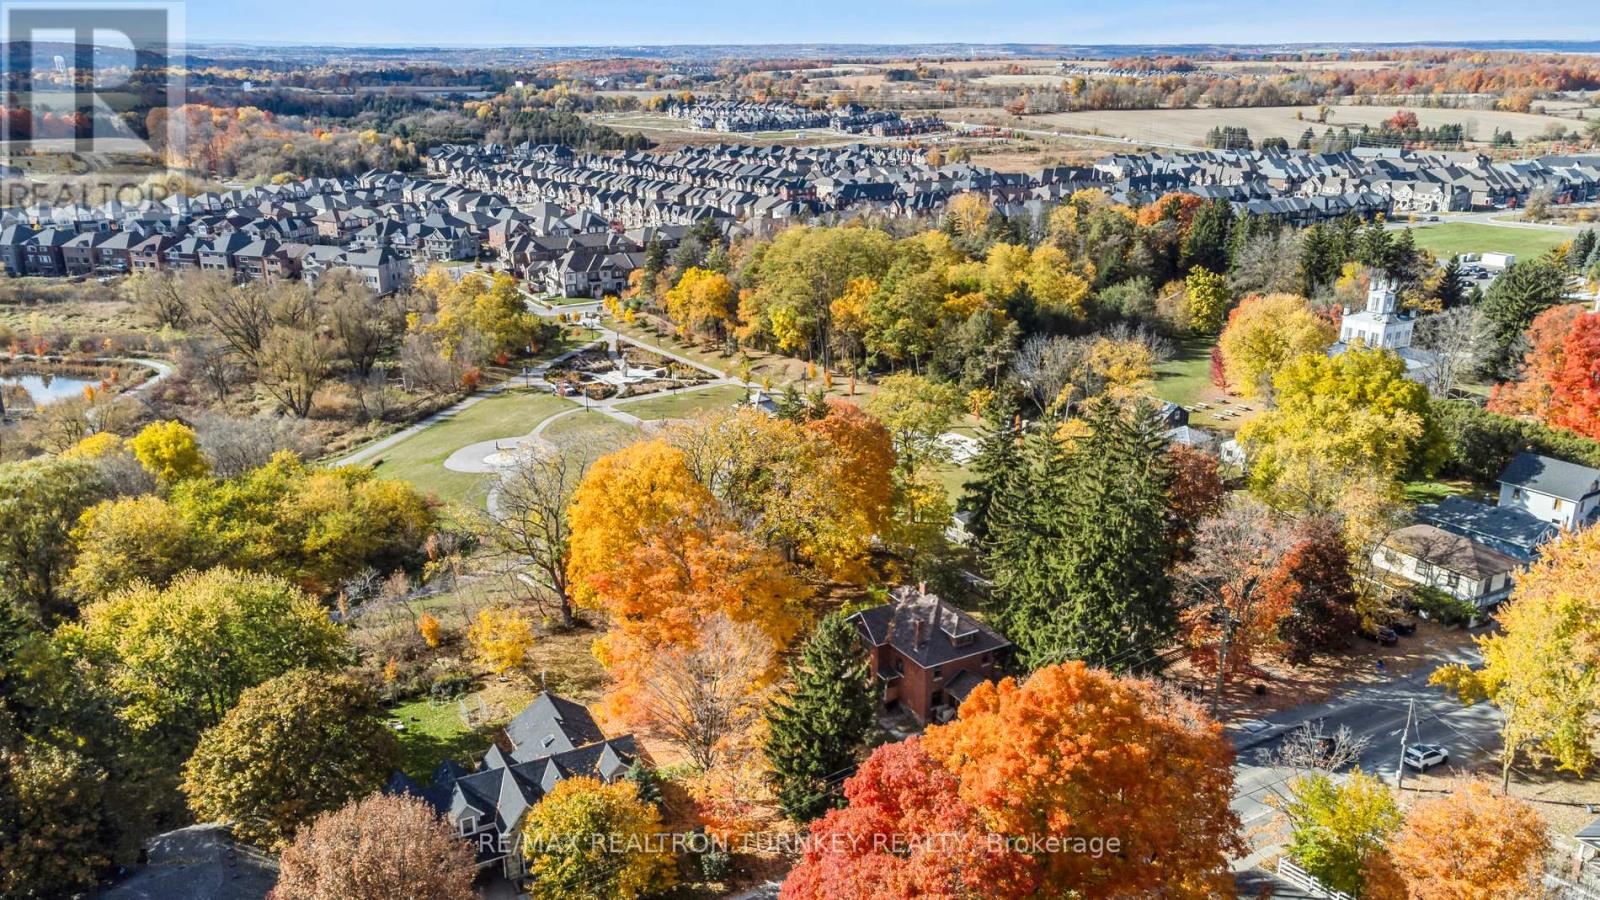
[1395,698,1415,791]
[1211,609,1238,719]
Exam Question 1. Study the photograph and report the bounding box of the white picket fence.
[1275,858,1356,900]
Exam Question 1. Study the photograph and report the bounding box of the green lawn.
[387,696,491,782]
[368,390,575,506]
[1405,223,1570,261]
[541,409,640,451]
[1153,336,1218,409]
[1403,478,1486,504]
[613,383,749,420]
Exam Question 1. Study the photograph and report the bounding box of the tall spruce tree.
[764,613,875,821]
[986,400,1177,672]
[959,401,1022,545]
[1182,198,1234,274]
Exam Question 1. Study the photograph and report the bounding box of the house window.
[1512,488,1523,500]
[459,815,476,835]
[932,666,944,681]
[1553,499,1564,512]
[1444,572,1460,590]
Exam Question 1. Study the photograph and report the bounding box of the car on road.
[1361,625,1399,646]
[1404,743,1449,772]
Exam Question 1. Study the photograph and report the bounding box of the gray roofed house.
[389,691,642,884]
[1497,452,1600,531]
[101,824,276,900]
[1415,495,1559,563]
[504,690,606,761]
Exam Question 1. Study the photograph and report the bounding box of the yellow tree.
[466,606,535,675]
[127,420,210,485]
[1024,244,1093,319]
[663,267,735,339]
[946,192,994,238]
[1240,347,1446,510]
[1434,527,1600,791]
[1184,266,1233,334]
[1218,293,1338,399]
[1388,780,1549,900]
[520,778,675,900]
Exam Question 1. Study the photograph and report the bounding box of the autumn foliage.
[920,662,1245,897]
[1488,304,1588,426]
[781,738,1041,900]
[275,793,477,900]
[1388,781,1550,900]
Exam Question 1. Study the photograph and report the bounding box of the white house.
[1339,278,1413,351]
[1332,278,1436,386]
[1498,452,1600,531]
[1373,523,1520,611]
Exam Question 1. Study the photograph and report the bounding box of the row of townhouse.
[0,221,412,292]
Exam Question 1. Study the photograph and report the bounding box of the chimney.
[934,594,945,635]
[912,618,924,647]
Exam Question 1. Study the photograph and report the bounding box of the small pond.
[0,372,101,405]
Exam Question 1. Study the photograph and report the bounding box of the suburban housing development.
[8,20,1600,900]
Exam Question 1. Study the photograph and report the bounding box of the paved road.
[1394,208,1593,235]
[1228,639,1499,869]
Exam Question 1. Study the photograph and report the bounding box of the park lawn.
[1405,223,1570,261]
[613,383,749,420]
[1153,336,1218,409]
[369,390,575,507]
[541,408,640,453]
[934,462,974,509]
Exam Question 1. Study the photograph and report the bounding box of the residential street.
[1227,640,1500,868]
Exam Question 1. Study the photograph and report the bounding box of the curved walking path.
[330,341,603,468]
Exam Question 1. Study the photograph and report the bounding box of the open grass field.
[613,383,749,421]
[1404,223,1573,260]
[540,408,639,450]
[1025,103,1574,146]
[367,390,574,506]
[1152,337,1219,410]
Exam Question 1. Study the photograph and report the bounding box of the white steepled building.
[1331,277,1437,388]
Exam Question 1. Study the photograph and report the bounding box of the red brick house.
[850,586,1013,725]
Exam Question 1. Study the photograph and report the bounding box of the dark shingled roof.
[851,587,1012,670]
[1387,524,1521,581]
[1499,452,1600,502]
[504,691,606,761]
[101,825,276,900]
[1415,495,1558,563]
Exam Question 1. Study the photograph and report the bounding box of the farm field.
[1025,104,1575,146]
[1404,223,1572,260]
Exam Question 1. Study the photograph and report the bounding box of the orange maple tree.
[780,738,1040,900]
[920,662,1245,897]
[1547,311,1600,441]
[566,438,809,726]
[1388,780,1550,900]
[1487,304,1585,421]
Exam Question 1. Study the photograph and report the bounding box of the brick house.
[849,586,1013,725]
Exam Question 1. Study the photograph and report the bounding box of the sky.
[183,0,1600,48]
